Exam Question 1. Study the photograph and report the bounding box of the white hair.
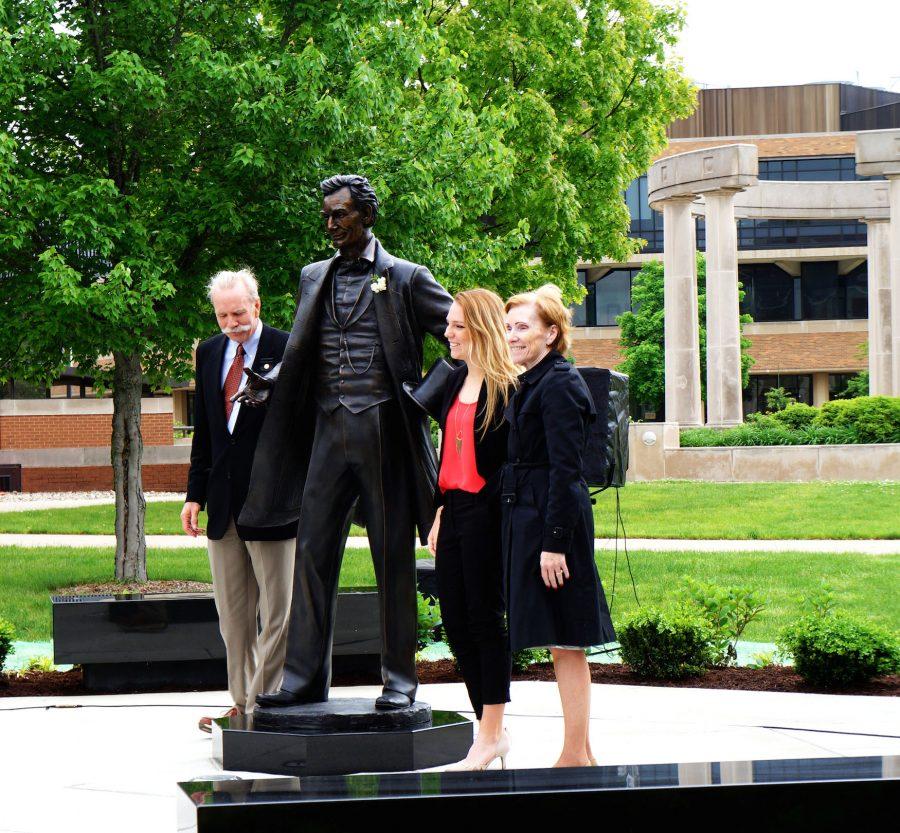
[207,269,259,303]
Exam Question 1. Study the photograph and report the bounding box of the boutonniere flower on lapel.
[370,273,388,294]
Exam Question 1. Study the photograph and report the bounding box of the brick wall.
[657,133,856,160]
[570,330,866,375]
[21,463,190,492]
[570,339,625,369]
[746,331,867,373]
[0,412,173,450]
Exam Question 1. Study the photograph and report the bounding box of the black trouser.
[280,402,418,701]
[436,489,511,720]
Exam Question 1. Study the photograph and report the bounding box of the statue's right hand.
[231,367,275,407]
[181,502,205,537]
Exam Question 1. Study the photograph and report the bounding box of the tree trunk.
[112,351,147,581]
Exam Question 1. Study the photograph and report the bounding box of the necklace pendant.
[455,436,462,456]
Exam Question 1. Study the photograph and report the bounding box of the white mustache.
[223,324,252,335]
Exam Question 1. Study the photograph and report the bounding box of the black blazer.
[186,324,297,541]
[435,364,510,510]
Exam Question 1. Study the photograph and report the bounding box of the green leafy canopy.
[1,0,694,386]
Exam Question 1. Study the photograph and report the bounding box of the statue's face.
[322,187,370,252]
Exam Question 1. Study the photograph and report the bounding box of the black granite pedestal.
[180,755,899,833]
[213,699,472,777]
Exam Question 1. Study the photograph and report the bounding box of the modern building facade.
[570,82,900,419]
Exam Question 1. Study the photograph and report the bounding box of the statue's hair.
[505,283,572,355]
[453,288,520,438]
[320,174,379,226]
[207,268,259,303]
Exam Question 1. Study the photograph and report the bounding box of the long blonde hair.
[504,283,572,355]
[454,288,520,438]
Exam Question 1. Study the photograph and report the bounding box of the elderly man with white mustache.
[181,269,297,733]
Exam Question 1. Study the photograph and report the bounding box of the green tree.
[617,256,755,415]
[0,0,693,579]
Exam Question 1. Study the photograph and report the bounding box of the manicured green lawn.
[1,545,895,644]
[593,480,899,539]
[0,546,378,642]
[1,481,897,539]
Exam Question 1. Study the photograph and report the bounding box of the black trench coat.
[501,350,616,651]
[238,239,452,543]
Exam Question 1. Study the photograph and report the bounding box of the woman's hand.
[428,507,443,557]
[540,551,569,589]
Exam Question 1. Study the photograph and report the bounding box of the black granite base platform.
[52,589,382,691]
[212,704,473,777]
[180,755,899,833]
[252,697,432,733]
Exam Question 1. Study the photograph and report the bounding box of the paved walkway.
[0,681,897,833]
[1,532,897,553]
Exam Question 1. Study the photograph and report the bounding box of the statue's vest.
[315,263,393,414]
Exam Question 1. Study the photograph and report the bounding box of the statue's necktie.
[223,343,245,423]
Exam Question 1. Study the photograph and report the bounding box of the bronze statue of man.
[236,174,452,710]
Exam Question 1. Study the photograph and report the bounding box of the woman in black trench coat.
[503,284,616,768]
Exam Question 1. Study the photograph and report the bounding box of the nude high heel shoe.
[444,731,511,771]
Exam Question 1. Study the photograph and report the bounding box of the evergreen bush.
[0,618,15,673]
[777,613,900,688]
[618,607,714,679]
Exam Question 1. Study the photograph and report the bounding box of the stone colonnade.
[647,130,900,425]
[648,144,758,426]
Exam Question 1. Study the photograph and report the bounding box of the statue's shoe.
[255,689,326,708]
[374,690,413,710]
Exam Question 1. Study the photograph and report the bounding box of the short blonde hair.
[505,283,572,355]
[207,269,259,303]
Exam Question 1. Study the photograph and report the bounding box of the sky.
[673,0,900,92]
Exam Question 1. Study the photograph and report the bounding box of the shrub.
[511,648,551,673]
[0,618,15,673]
[764,386,795,412]
[677,577,765,666]
[777,613,900,688]
[416,592,442,650]
[618,607,715,679]
[23,656,54,673]
[814,396,900,443]
[772,402,818,429]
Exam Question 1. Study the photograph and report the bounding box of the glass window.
[844,262,868,319]
[828,373,855,400]
[743,374,814,414]
[801,262,844,319]
[571,269,590,327]
[593,269,634,326]
[739,263,795,321]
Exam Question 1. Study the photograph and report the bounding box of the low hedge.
[617,607,715,679]
[0,618,14,672]
[681,396,900,447]
[777,613,900,688]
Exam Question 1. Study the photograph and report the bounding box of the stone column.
[704,190,744,425]
[663,198,703,426]
[864,219,893,396]
[889,177,900,396]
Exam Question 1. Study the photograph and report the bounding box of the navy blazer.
[434,364,511,510]
[186,324,297,541]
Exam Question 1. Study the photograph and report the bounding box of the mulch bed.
[2,661,898,699]
[61,580,213,596]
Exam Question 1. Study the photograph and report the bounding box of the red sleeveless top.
[438,397,487,494]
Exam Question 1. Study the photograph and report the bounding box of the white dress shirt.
[221,318,263,434]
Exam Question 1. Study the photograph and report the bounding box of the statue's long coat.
[239,240,452,542]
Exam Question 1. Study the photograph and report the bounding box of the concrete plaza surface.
[0,681,898,833]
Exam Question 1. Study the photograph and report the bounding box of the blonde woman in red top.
[429,288,520,770]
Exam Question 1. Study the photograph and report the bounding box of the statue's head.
[320,174,379,253]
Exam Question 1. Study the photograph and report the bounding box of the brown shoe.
[198,706,241,734]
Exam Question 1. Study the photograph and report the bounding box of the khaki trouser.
[207,521,294,713]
